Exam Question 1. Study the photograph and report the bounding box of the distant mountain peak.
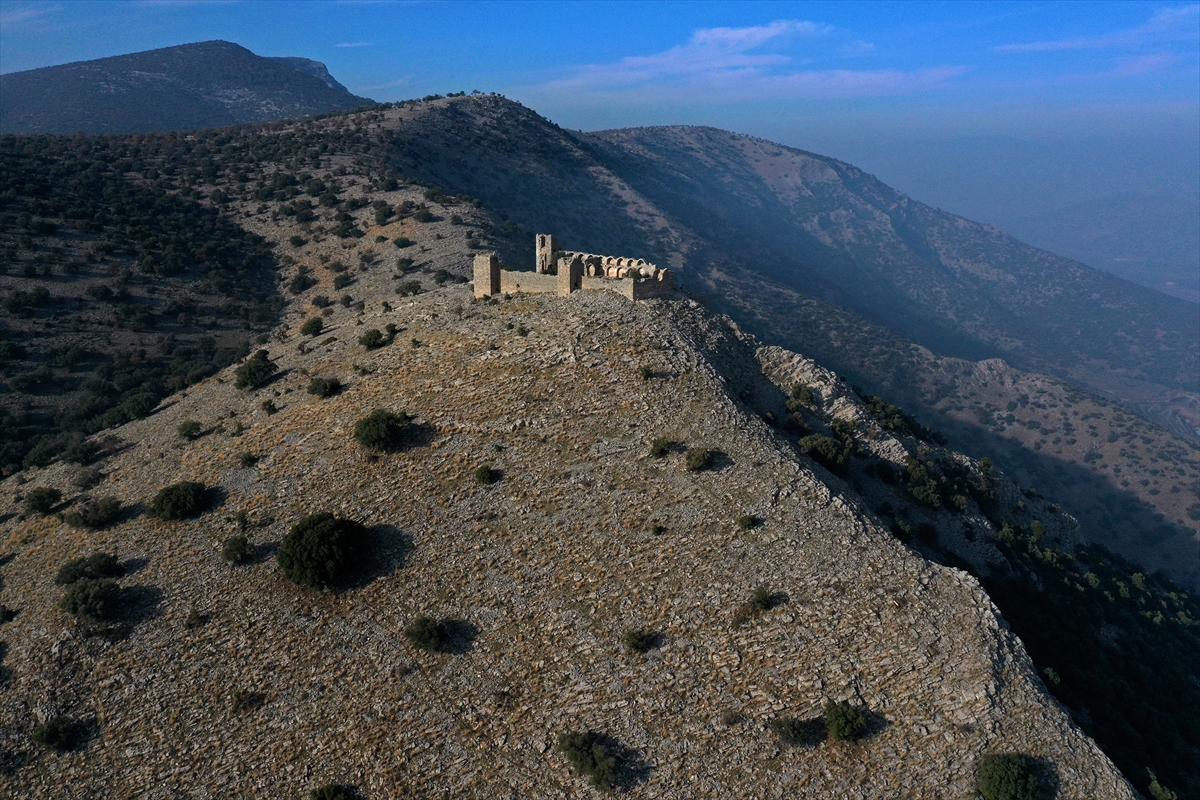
[0,40,371,135]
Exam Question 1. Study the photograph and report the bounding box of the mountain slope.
[0,41,371,135]
[0,239,1140,797]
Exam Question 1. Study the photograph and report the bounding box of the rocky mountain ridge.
[0,41,372,135]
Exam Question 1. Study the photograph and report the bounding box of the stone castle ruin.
[473,234,675,301]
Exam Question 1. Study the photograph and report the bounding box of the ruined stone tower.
[535,233,556,274]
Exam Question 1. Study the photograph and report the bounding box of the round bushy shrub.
[278,512,367,590]
[59,577,122,623]
[800,434,849,475]
[310,785,350,800]
[55,552,125,585]
[31,715,81,752]
[685,447,712,472]
[358,329,385,349]
[557,730,618,791]
[353,409,411,451]
[404,615,446,652]
[177,420,202,440]
[222,535,252,565]
[473,464,499,485]
[650,437,671,458]
[234,350,277,390]
[622,627,654,653]
[770,716,826,747]
[823,700,867,741]
[299,317,324,337]
[151,481,208,520]
[64,497,122,529]
[977,753,1042,800]
[307,376,342,397]
[24,487,62,515]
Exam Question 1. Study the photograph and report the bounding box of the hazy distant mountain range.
[0,40,370,135]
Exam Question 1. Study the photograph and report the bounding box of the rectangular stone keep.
[473,252,500,298]
[535,233,557,275]
[558,254,583,295]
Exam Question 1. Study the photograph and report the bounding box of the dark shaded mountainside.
[369,96,1199,587]
[0,40,372,135]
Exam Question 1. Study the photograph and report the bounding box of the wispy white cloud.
[334,41,374,48]
[0,2,61,26]
[532,20,964,104]
[995,4,1199,52]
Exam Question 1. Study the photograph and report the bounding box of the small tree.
[299,317,323,337]
[222,535,252,565]
[650,437,671,457]
[404,615,446,652]
[278,513,367,590]
[685,447,713,472]
[359,328,385,349]
[976,753,1042,800]
[151,481,208,520]
[824,700,867,742]
[307,376,342,397]
[770,716,826,747]
[622,628,655,653]
[557,730,618,791]
[25,487,62,515]
[234,350,277,390]
[353,409,411,451]
[473,465,499,485]
[177,420,202,440]
[31,716,81,752]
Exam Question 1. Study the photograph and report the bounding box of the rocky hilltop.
[0,41,372,135]
[0,179,1141,796]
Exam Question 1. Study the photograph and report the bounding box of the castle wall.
[499,270,558,295]
[474,235,674,301]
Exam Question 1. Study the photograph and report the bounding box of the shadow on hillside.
[593,733,653,792]
[438,619,479,655]
[343,525,413,590]
[1030,756,1061,799]
[403,421,438,450]
[120,556,149,576]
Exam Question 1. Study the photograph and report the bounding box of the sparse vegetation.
[353,409,412,451]
[358,328,385,349]
[622,627,655,653]
[310,785,351,800]
[975,753,1042,800]
[770,716,826,747]
[800,434,850,476]
[752,585,773,611]
[473,464,499,485]
[278,512,368,590]
[650,437,672,457]
[737,514,761,530]
[299,317,324,337]
[150,481,208,520]
[637,365,653,380]
[177,420,202,440]
[404,615,447,653]
[557,730,618,791]
[31,715,82,752]
[59,577,122,624]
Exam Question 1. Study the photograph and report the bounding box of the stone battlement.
[474,233,675,301]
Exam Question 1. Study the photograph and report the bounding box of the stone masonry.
[474,233,675,301]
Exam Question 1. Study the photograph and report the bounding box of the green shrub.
[278,512,367,590]
[222,535,252,565]
[177,420,202,440]
[404,615,447,652]
[332,273,354,290]
[975,753,1043,800]
[307,376,342,397]
[239,451,258,468]
[55,552,125,585]
[234,350,277,390]
[31,715,80,752]
[474,464,499,485]
[353,409,411,451]
[622,627,654,653]
[289,235,307,248]
[24,486,62,515]
[393,236,415,248]
[396,280,422,296]
[637,365,653,380]
[770,716,826,747]
[685,447,712,472]
[59,577,122,623]
[310,785,350,800]
[786,384,815,412]
[752,585,773,611]
[557,730,618,791]
[359,328,385,349]
[824,700,867,741]
[737,514,761,530]
[650,437,671,457]
[299,317,323,337]
[151,481,208,520]
[800,434,849,475]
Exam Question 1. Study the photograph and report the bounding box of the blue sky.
[2,1,1196,143]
